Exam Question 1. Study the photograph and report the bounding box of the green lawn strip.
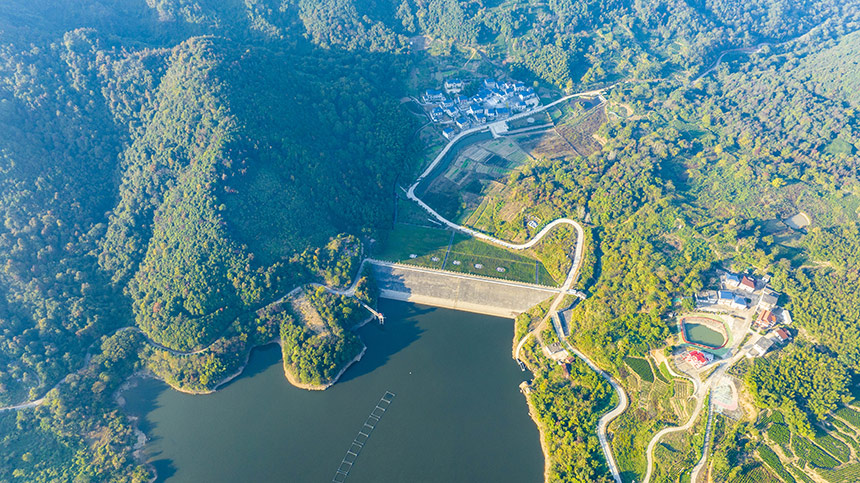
[444,250,539,283]
[624,356,655,383]
[657,361,674,382]
[449,233,557,284]
[791,435,840,469]
[653,359,670,383]
[757,444,797,483]
[396,197,445,227]
[373,224,452,262]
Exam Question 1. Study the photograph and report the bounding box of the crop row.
[829,418,860,454]
[819,462,860,483]
[758,445,796,483]
[792,436,839,469]
[624,356,655,383]
[814,433,850,463]
[768,423,791,446]
[836,407,860,429]
[731,464,783,483]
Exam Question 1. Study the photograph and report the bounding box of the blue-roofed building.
[483,78,497,88]
[455,117,470,129]
[717,290,733,305]
[473,111,487,123]
[725,273,740,288]
[495,107,510,118]
[444,106,458,117]
[430,107,444,122]
[442,127,455,139]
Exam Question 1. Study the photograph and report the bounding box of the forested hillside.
[0,1,420,479]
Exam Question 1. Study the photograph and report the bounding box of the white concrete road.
[407,86,630,483]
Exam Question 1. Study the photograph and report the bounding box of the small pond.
[683,322,727,349]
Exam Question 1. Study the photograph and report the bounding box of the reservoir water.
[123,300,543,482]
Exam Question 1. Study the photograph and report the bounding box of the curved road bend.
[407,87,632,483]
[643,337,757,483]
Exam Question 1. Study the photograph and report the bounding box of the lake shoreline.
[521,381,552,482]
[119,305,543,482]
[279,314,374,390]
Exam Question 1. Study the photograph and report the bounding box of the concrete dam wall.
[369,261,557,318]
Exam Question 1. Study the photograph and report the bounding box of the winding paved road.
[406,87,629,483]
[643,336,758,483]
[690,396,715,483]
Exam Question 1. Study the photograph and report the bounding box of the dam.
[368,260,561,318]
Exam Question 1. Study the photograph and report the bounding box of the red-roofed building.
[754,310,777,330]
[740,276,756,292]
[774,328,791,343]
[684,350,713,369]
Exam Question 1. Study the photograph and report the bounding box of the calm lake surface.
[123,300,543,482]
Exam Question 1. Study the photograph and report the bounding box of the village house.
[685,350,713,369]
[748,336,775,358]
[754,309,777,331]
[758,291,779,311]
[774,328,791,343]
[739,275,756,292]
[724,273,741,289]
[444,78,464,94]
[424,76,538,131]
[422,89,446,103]
[430,107,444,122]
[717,290,734,306]
[442,127,455,140]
